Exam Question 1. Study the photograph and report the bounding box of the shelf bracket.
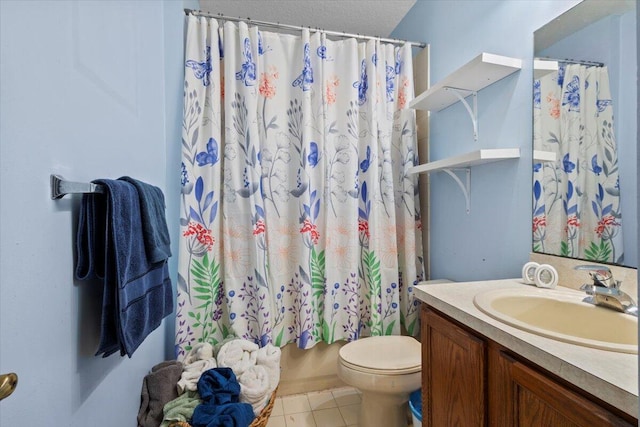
[444,87,478,141]
[442,168,471,214]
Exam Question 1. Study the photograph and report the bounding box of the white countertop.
[414,278,638,418]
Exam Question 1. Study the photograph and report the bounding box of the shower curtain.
[176,15,424,357]
[533,63,623,264]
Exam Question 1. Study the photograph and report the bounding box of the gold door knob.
[0,373,18,401]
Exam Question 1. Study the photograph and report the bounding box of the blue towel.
[198,368,241,405]
[190,402,255,427]
[191,368,254,427]
[76,191,107,281]
[75,179,173,357]
[119,176,172,263]
[76,186,119,356]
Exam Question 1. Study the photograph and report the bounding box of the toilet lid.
[339,336,421,375]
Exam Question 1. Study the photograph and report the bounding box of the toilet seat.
[338,336,421,375]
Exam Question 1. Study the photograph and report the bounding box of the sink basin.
[473,287,638,354]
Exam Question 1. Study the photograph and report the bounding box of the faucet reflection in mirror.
[533,61,624,265]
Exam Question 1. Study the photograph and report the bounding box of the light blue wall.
[391,0,581,281]
[0,1,184,425]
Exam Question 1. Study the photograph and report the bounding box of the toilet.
[337,335,421,427]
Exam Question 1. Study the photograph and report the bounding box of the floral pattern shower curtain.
[533,63,623,264]
[176,15,424,357]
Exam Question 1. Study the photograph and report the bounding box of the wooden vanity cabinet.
[421,305,487,426]
[420,305,637,427]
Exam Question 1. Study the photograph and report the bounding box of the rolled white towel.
[255,343,281,392]
[212,334,238,355]
[177,358,217,394]
[217,339,259,376]
[238,365,271,416]
[183,342,214,365]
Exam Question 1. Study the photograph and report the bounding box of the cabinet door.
[421,306,486,427]
[495,350,634,427]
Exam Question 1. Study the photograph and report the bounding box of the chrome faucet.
[575,265,637,316]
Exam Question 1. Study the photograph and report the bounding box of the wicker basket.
[167,387,277,427]
[249,387,278,427]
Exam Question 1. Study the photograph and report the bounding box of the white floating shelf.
[533,59,559,79]
[408,148,521,175]
[533,150,557,162]
[409,53,523,112]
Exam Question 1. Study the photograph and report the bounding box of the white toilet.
[337,335,421,427]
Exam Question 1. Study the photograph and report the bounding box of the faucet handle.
[574,264,615,288]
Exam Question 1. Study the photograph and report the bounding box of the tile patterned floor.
[266,386,416,427]
[266,386,362,427]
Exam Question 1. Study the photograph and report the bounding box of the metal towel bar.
[50,174,105,200]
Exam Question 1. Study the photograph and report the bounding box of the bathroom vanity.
[414,279,638,426]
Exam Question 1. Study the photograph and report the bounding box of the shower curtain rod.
[184,8,427,48]
[535,57,604,67]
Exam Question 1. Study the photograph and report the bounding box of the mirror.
[532,0,637,268]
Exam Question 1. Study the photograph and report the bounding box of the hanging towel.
[138,360,184,427]
[197,367,241,405]
[75,179,174,357]
[76,189,119,356]
[119,176,172,263]
[190,402,255,427]
[178,358,218,394]
[160,391,201,427]
[255,343,281,394]
[216,339,259,376]
[238,365,271,416]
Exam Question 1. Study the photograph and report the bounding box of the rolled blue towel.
[191,402,255,427]
[198,368,240,405]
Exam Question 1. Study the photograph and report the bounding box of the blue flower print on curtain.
[307,142,320,168]
[186,46,212,87]
[562,75,581,112]
[258,31,271,55]
[556,64,566,87]
[532,179,546,252]
[595,82,612,115]
[360,146,371,173]
[236,38,256,86]
[395,49,403,74]
[590,154,602,175]
[353,59,368,105]
[196,138,219,167]
[316,45,332,61]
[533,79,541,109]
[385,64,395,102]
[562,153,575,174]
[292,43,313,91]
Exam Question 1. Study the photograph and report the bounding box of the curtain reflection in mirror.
[533,62,624,264]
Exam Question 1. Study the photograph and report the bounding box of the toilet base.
[359,390,410,427]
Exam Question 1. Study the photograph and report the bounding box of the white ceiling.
[197,0,417,38]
